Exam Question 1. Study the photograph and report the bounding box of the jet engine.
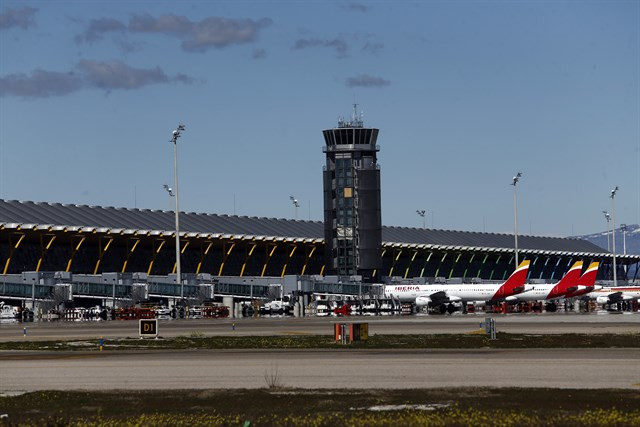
[415,296,432,307]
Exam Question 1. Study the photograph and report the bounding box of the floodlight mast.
[289,195,300,219]
[163,184,174,210]
[621,223,627,276]
[603,210,611,251]
[416,209,426,229]
[511,172,522,268]
[610,186,619,286]
[170,124,185,300]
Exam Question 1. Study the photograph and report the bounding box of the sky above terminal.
[0,0,638,238]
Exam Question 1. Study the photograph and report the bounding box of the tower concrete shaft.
[322,107,381,281]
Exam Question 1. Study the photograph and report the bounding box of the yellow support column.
[300,246,316,275]
[196,241,213,275]
[93,237,113,275]
[65,236,86,272]
[35,234,56,272]
[388,249,403,277]
[146,240,166,275]
[240,243,257,277]
[434,252,448,278]
[462,253,476,280]
[476,254,489,278]
[373,248,387,278]
[280,245,297,277]
[261,244,278,277]
[448,252,462,279]
[3,233,25,275]
[218,241,236,276]
[420,251,433,278]
[404,250,419,279]
[121,239,140,273]
[172,240,191,274]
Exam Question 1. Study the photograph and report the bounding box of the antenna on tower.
[338,104,364,128]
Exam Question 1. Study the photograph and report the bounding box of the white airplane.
[507,261,584,302]
[383,260,530,311]
[585,285,640,305]
[563,262,600,299]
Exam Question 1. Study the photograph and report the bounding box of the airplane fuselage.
[384,284,515,305]
[508,284,573,302]
[585,287,640,304]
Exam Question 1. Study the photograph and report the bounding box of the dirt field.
[2,388,640,426]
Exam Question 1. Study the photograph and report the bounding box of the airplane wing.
[595,291,622,304]
[427,291,449,305]
[415,290,449,307]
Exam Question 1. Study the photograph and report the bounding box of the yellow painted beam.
[93,237,113,275]
[240,243,257,277]
[434,252,448,278]
[373,248,388,278]
[420,251,434,278]
[261,244,278,277]
[388,249,403,277]
[218,242,236,276]
[404,250,418,279]
[448,252,463,279]
[65,236,86,272]
[146,240,166,275]
[170,237,189,274]
[45,235,57,250]
[462,253,476,279]
[122,239,140,273]
[280,245,298,277]
[196,241,213,275]
[35,235,56,272]
[300,246,317,276]
[3,233,25,275]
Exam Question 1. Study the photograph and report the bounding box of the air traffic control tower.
[322,106,382,282]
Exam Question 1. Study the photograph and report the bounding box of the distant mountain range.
[576,224,640,255]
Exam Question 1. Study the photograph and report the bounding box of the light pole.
[610,186,619,286]
[602,211,611,251]
[511,172,522,268]
[170,124,185,300]
[621,223,627,276]
[289,195,300,220]
[416,210,426,229]
[163,184,174,210]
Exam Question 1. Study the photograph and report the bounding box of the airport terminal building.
[1,112,639,303]
[0,199,637,280]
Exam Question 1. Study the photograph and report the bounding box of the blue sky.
[0,0,638,237]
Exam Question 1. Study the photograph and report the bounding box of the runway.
[1,348,639,391]
[0,312,638,342]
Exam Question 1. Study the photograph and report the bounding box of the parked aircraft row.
[383,261,640,310]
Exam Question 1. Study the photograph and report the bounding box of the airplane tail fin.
[564,262,601,298]
[502,260,530,293]
[578,262,599,287]
[556,261,584,288]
